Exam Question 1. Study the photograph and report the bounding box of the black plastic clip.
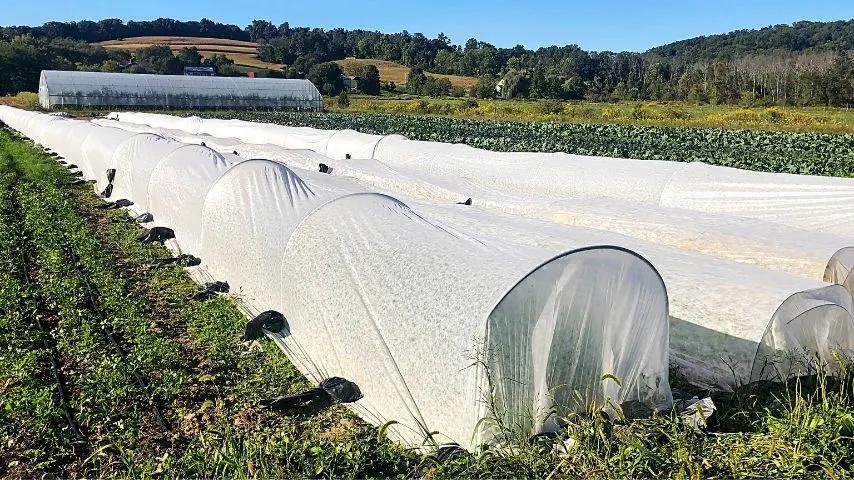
[144,254,201,268]
[192,281,230,301]
[134,226,175,243]
[134,212,154,223]
[260,377,363,411]
[241,311,287,341]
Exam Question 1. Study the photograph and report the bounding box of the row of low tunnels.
[2,106,854,450]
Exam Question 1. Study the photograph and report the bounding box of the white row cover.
[111,112,854,237]
[91,116,854,390]
[107,113,854,286]
[1,107,675,449]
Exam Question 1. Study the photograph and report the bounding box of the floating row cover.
[39,71,323,111]
[0,107,674,450]
[826,248,854,294]
[96,117,852,284]
[109,113,854,282]
[109,111,854,235]
[91,117,854,390]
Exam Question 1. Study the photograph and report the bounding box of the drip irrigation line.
[65,241,170,431]
[8,177,87,448]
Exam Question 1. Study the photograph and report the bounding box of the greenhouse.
[38,71,323,111]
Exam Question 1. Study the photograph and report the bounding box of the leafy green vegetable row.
[200,111,854,176]
[0,131,187,473]
[0,145,76,472]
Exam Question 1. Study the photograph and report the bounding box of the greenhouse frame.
[38,70,323,111]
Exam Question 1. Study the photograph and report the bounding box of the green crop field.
[194,110,854,177]
[323,97,854,135]
[2,124,854,478]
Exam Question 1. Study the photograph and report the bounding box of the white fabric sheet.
[0,108,676,449]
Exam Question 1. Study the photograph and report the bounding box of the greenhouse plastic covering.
[89,112,854,387]
[1,107,685,449]
[38,71,323,110]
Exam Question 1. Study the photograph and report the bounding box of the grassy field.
[336,57,479,88]
[2,123,854,478]
[0,92,40,109]
[326,95,854,135]
[94,36,285,70]
[93,37,479,84]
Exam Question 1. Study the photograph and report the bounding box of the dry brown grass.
[0,92,39,108]
[197,51,284,69]
[94,38,478,84]
[0,96,26,107]
[96,36,259,48]
[94,36,284,70]
[335,57,478,88]
[105,43,259,54]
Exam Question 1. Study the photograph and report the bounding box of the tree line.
[0,35,263,96]
[1,17,852,106]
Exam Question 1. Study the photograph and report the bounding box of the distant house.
[495,78,505,95]
[184,66,216,77]
[341,74,356,91]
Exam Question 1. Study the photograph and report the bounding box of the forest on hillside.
[1,17,853,106]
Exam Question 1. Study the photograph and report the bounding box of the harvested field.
[95,36,284,70]
[336,57,478,87]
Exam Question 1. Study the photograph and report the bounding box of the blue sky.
[4,0,853,52]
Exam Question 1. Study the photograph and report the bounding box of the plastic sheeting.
[80,127,140,191]
[39,71,323,111]
[197,158,673,445]
[752,285,854,381]
[199,159,357,311]
[274,193,670,446]
[373,136,854,238]
[1,107,676,450]
[825,247,854,295]
[402,202,854,389]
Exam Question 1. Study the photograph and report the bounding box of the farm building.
[37,70,323,111]
[183,66,216,76]
[341,74,356,90]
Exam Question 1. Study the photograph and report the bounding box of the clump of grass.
[0,92,42,110]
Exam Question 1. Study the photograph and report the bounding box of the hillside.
[95,36,285,70]
[648,19,854,61]
[2,17,853,105]
[335,57,478,87]
[94,37,477,86]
